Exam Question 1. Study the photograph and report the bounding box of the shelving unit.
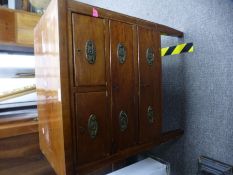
[0,7,40,51]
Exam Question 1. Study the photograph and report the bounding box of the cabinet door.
[110,21,137,151]
[72,14,106,87]
[138,27,162,144]
[76,92,110,165]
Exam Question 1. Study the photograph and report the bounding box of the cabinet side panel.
[34,0,66,174]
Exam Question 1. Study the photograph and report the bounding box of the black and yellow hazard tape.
[161,43,194,57]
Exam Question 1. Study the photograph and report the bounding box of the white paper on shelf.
[107,158,167,175]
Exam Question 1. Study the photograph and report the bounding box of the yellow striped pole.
[161,43,194,57]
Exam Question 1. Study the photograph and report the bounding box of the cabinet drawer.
[138,27,161,143]
[72,14,106,87]
[75,92,110,165]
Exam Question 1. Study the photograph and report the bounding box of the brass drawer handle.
[146,48,155,65]
[119,110,128,132]
[85,40,96,64]
[88,114,98,139]
[147,106,155,124]
[117,43,126,64]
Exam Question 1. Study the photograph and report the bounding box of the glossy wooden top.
[67,0,183,37]
[67,1,154,28]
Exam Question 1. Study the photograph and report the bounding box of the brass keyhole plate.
[88,114,98,139]
[147,106,155,124]
[119,110,128,132]
[146,48,154,65]
[85,40,96,64]
[117,43,126,64]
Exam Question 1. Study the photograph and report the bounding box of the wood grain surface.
[0,133,55,175]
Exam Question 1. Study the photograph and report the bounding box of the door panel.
[138,27,161,143]
[72,14,106,87]
[110,20,137,151]
[76,92,110,165]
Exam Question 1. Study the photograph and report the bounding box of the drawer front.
[138,27,161,143]
[72,14,106,87]
[76,92,110,165]
[110,20,137,151]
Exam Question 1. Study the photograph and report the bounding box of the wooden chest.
[34,0,183,174]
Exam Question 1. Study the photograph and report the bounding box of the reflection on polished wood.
[34,0,67,174]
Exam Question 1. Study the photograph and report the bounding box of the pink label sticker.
[92,8,99,17]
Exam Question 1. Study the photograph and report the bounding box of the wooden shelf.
[0,7,40,49]
[0,115,38,139]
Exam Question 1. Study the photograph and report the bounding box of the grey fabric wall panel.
[76,0,233,174]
